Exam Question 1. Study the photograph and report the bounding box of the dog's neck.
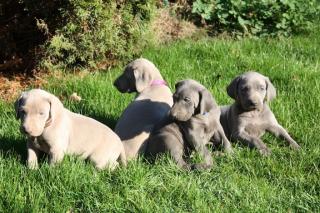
[150,79,167,87]
[235,102,266,117]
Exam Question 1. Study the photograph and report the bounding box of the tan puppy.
[15,89,126,170]
[220,71,300,155]
[114,58,173,159]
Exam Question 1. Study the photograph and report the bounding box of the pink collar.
[151,79,167,86]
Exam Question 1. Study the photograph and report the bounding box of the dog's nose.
[113,79,119,88]
[21,125,34,135]
[170,109,177,119]
[248,100,257,107]
[114,79,128,93]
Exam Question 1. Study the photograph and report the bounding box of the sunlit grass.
[0,28,319,211]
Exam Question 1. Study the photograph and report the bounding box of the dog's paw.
[225,147,234,154]
[191,163,212,171]
[181,164,192,171]
[27,161,39,170]
[213,151,225,157]
[290,142,301,150]
[259,147,271,156]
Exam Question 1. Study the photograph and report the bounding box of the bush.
[41,0,156,70]
[188,0,319,36]
[0,0,156,72]
[0,0,63,73]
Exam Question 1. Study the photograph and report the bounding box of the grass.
[0,28,320,211]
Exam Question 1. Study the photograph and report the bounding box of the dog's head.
[15,89,63,137]
[170,79,216,121]
[113,58,163,93]
[227,71,276,111]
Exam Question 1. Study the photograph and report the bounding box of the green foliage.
[40,0,156,70]
[10,0,151,68]
[0,0,156,72]
[192,0,214,21]
[190,0,319,37]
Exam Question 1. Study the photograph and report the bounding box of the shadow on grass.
[0,135,26,163]
[0,135,50,166]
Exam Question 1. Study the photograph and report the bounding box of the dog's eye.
[39,112,45,116]
[241,87,248,92]
[184,97,191,102]
[259,86,265,91]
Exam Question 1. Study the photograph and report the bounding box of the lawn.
[0,28,319,211]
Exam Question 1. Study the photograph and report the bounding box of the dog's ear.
[46,94,63,124]
[133,67,153,93]
[14,92,25,119]
[227,76,241,100]
[174,81,184,90]
[265,77,276,102]
[197,89,216,115]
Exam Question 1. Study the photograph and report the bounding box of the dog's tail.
[118,144,127,167]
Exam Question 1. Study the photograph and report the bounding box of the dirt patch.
[150,8,203,44]
[0,71,47,102]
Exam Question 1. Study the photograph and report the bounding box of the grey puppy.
[114,58,173,160]
[220,71,301,155]
[146,79,232,170]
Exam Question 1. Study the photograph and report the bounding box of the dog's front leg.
[235,130,271,156]
[191,147,213,170]
[266,125,300,149]
[184,130,213,170]
[216,123,233,154]
[49,148,65,166]
[170,150,191,170]
[27,140,39,169]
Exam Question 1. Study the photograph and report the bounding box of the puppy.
[220,71,301,155]
[114,58,173,160]
[146,79,232,170]
[15,89,126,170]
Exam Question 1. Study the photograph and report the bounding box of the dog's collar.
[150,79,167,86]
[44,117,52,128]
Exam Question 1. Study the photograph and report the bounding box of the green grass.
[1,28,320,211]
